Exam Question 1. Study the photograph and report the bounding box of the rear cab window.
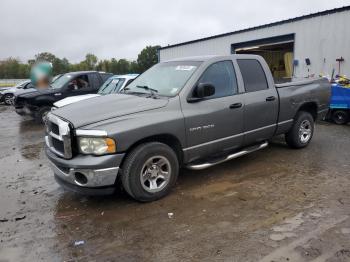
[237,59,269,92]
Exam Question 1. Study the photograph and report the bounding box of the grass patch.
[0,83,15,87]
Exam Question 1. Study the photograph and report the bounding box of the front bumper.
[54,174,116,195]
[46,148,125,195]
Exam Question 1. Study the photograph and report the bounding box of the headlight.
[78,137,116,155]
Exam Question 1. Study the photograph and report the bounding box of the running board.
[186,142,269,170]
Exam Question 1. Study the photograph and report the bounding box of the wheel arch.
[296,102,318,120]
[122,134,184,167]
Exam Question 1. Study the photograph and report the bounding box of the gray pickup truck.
[45,55,330,202]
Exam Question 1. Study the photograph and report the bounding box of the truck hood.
[15,88,56,98]
[54,94,101,108]
[52,94,169,128]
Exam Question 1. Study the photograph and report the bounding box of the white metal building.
[159,6,350,79]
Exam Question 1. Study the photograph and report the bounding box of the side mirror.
[196,83,215,98]
[188,83,215,102]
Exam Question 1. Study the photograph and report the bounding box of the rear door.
[237,58,279,145]
[88,73,102,92]
[182,60,244,161]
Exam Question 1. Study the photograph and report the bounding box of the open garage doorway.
[232,34,294,82]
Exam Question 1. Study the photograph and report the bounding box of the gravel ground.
[0,105,349,262]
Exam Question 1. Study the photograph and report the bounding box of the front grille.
[48,121,60,135]
[52,137,65,153]
[45,113,72,159]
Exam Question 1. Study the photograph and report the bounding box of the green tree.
[84,53,98,70]
[129,61,140,73]
[33,52,70,75]
[97,59,111,72]
[109,58,119,74]
[34,52,57,63]
[137,45,160,72]
[116,59,130,74]
[0,44,161,79]
[0,57,30,78]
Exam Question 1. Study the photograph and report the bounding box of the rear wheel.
[331,110,349,125]
[34,106,51,124]
[121,142,179,202]
[3,94,14,105]
[285,111,314,149]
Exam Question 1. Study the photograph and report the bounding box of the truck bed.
[275,77,324,88]
[275,77,331,135]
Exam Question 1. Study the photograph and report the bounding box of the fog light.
[74,172,88,185]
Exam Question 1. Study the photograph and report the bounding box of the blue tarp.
[330,84,350,109]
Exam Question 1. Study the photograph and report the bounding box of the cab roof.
[165,54,261,62]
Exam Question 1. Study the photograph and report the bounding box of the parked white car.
[53,74,138,108]
[0,80,33,105]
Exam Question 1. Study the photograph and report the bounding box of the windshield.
[51,74,62,83]
[50,74,72,89]
[98,78,125,95]
[125,61,201,97]
[15,80,30,89]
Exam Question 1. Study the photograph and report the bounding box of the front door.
[64,74,92,98]
[181,60,244,162]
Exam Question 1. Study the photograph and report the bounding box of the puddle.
[272,213,304,232]
[269,213,304,241]
[20,142,44,160]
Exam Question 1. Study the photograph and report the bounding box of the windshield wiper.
[122,87,145,95]
[136,85,159,98]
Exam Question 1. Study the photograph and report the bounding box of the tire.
[285,111,314,149]
[331,110,349,125]
[3,94,14,105]
[34,106,51,124]
[121,142,179,202]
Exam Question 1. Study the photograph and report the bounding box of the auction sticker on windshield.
[175,65,196,71]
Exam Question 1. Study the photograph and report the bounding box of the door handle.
[229,103,242,109]
[266,96,276,101]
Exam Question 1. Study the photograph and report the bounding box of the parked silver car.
[0,80,33,105]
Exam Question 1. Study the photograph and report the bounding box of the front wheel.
[121,142,179,202]
[34,106,51,124]
[331,110,349,125]
[3,94,14,105]
[285,111,314,149]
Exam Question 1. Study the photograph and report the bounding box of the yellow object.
[337,75,350,88]
[284,52,293,78]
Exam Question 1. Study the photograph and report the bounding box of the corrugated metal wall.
[159,11,350,78]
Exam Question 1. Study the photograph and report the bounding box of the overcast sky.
[0,0,349,63]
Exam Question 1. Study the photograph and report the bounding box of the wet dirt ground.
[0,105,349,262]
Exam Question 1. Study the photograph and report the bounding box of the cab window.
[197,61,237,98]
[237,59,269,92]
[68,75,90,90]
